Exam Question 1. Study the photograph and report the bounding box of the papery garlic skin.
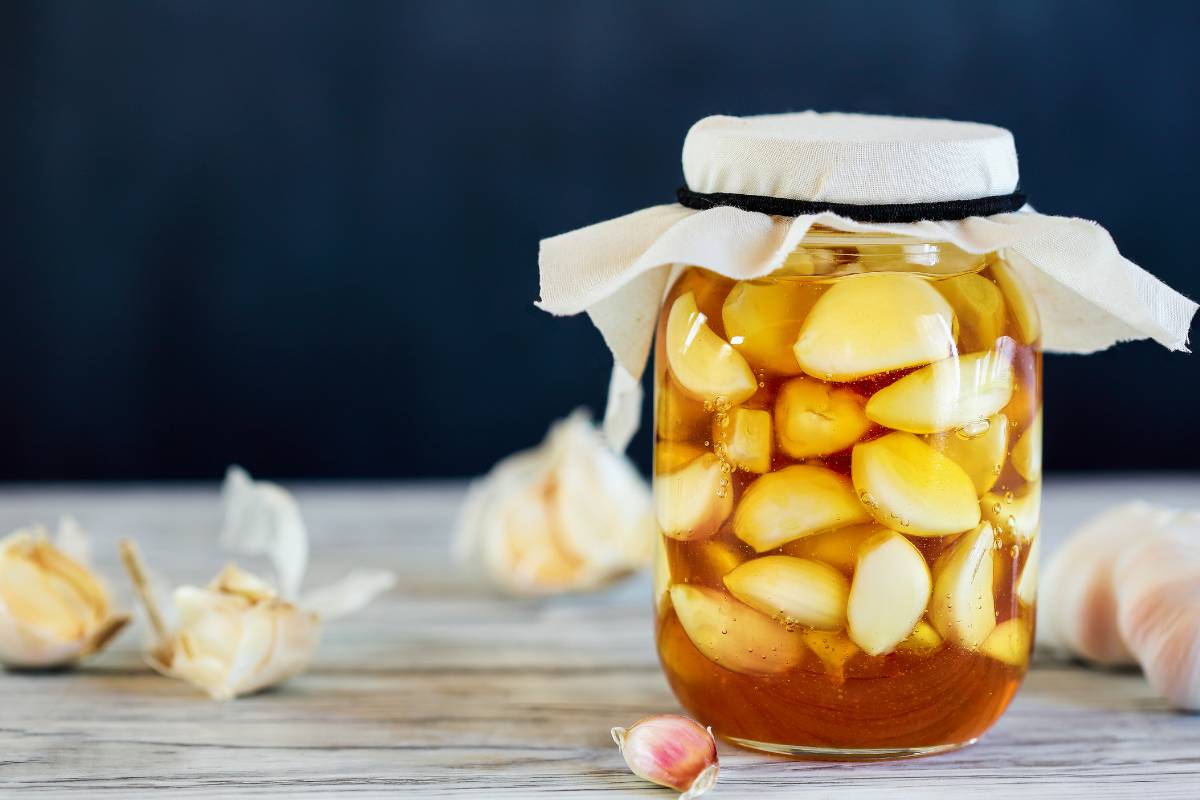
[1114,512,1200,711]
[152,565,320,701]
[455,410,652,595]
[0,528,129,669]
[612,714,719,799]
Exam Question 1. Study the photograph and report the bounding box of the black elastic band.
[676,186,1026,223]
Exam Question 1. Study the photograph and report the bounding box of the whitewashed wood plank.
[0,478,1196,798]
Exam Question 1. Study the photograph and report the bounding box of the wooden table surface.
[1,476,1198,798]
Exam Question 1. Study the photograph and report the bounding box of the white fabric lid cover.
[537,111,1197,450]
[683,112,1020,204]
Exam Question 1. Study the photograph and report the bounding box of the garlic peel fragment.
[221,466,309,601]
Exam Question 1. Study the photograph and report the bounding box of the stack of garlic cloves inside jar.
[653,234,1041,753]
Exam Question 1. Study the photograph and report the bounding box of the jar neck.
[775,226,992,279]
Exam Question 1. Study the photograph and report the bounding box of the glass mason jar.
[652,228,1042,758]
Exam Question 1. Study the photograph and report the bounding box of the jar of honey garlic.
[537,111,1194,759]
[652,232,1041,757]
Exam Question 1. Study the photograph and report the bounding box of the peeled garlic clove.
[1114,511,1200,710]
[864,345,1015,435]
[1037,503,1173,665]
[793,273,956,381]
[897,620,943,655]
[774,377,871,459]
[783,522,884,574]
[666,292,757,404]
[980,619,1032,667]
[657,377,710,443]
[721,280,817,374]
[457,411,652,595]
[930,523,997,649]
[656,454,733,542]
[733,465,871,552]
[801,629,860,680]
[847,531,932,656]
[655,441,708,475]
[612,714,719,799]
[653,533,672,619]
[1017,535,1039,607]
[937,272,1007,352]
[670,584,805,675]
[712,406,772,473]
[925,414,1008,496]
[724,555,849,631]
[1011,410,1042,482]
[0,529,129,669]
[852,432,981,537]
[989,258,1041,344]
[671,268,736,327]
[981,484,1041,544]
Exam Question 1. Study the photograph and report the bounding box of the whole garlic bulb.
[1037,501,1174,665]
[455,410,653,595]
[0,524,129,669]
[150,563,321,701]
[1114,511,1200,710]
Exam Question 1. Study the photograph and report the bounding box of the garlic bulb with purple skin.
[611,714,719,799]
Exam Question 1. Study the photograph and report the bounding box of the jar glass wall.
[652,228,1042,758]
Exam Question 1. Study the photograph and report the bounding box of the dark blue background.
[2,1,1197,480]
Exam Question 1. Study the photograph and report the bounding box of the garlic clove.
[665,291,757,404]
[774,376,871,459]
[1017,535,1039,607]
[672,268,736,327]
[896,620,943,655]
[655,453,733,542]
[657,377,711,443]
[783,522,884,574]
[925,413,1009,496]
[1113,511,1200,710]
[723,555,849,631]
[981,483,1041,544]
[989,258,1042,344]
[669,584,805,675]
[653,533,672,619]
[733,465,871,552]
[612,714,719,799]
[930,523,997,649]
[793,273,956,381]
[0,528,129,669]
[864,344,1016,434]
[655,441,708,475]
[1011,410,1043,482]
[936,272,1007,352]
[711,406,772,473]
[847,531,932,656]
[698,539,744,581]
[457,411,652,594]
[852,432,981,537]
[721,279,818,375]
[801,629,860,680]
[980,619,1032,667]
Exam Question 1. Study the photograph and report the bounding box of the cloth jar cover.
[537,112,1198,450]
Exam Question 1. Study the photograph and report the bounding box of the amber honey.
[652,231,1042,757]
